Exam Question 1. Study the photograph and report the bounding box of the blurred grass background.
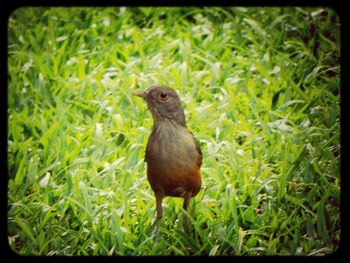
[7,7,340,255]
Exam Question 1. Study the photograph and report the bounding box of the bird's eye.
[159,92,168,100]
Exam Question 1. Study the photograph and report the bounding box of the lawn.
[7,7,340,256]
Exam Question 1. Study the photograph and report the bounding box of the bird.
[133,85,202,233]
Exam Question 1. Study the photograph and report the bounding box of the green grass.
[7,7,340,256]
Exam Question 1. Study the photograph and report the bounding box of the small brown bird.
[133,85,202,231]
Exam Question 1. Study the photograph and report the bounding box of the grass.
[7,7,340,256]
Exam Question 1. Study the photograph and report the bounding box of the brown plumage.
[133,85,202,231]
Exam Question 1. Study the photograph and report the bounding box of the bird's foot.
[152,219,161,243]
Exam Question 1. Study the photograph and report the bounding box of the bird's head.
[133,85,186,127]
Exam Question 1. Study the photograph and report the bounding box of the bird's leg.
[153,193,163,240]
[183,192,192,233]
[156,193,163,223]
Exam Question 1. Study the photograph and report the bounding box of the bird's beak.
[132,90,147,99]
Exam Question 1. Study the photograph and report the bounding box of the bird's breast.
[145,121,201,196]
[146,123,197,168]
